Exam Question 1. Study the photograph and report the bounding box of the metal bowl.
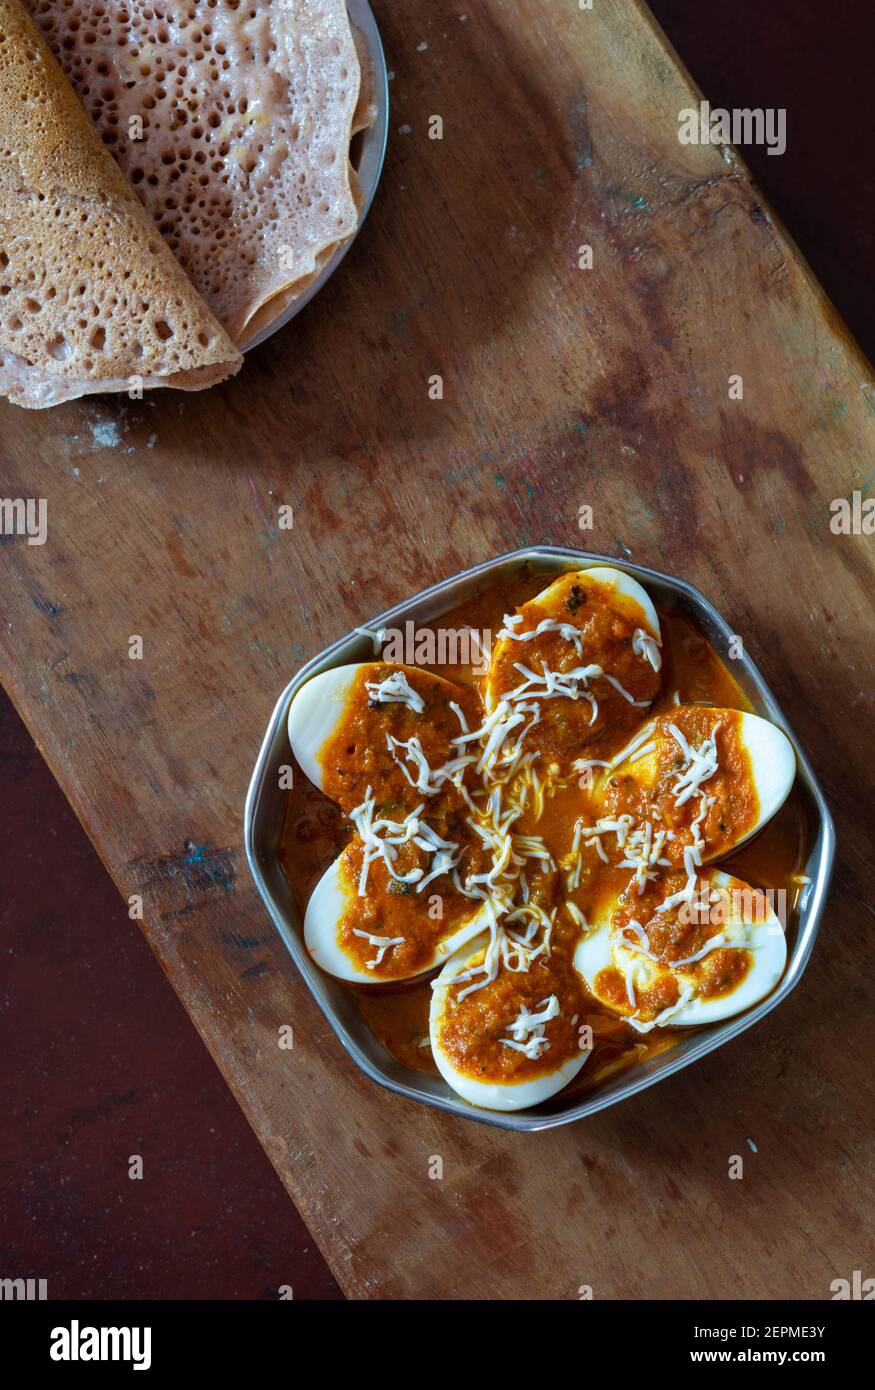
[244,0,388,353]
[244,547,836,1132]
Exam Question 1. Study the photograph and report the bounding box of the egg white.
[573,869,787,1027]
[598,707,796,858]
[485,564,661,712]
[577,565,661,639]
[304,850,493,984]
[429,935,590,1110]
[287,662,463,792]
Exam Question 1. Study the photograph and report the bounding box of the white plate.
[244,0,389,353]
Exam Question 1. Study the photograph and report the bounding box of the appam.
[0,0,242,409]
[27,0,379,347]
[243,0,387,351]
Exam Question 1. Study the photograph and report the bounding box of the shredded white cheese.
[632,627,662,671]
[385,732,476,795]
[453,698,541,782]
[352,928,405,969]
[627,985,697,1033]
[348,788,460,898]
[354,625,388,654]
[608,720,657,769]
[564,901,588,931]
[506,660,649,712]
[618,820,670,894]
[497,616,587,656]
[506,660,602,708]
[365,670,425,713]
[500,994,560,1060]
[669,720,722,806]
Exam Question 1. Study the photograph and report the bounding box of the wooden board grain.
[2,0,874,1299]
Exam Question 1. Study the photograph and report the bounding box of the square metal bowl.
[244,547,835,1132]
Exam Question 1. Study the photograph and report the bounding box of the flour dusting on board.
[89,419,122,450]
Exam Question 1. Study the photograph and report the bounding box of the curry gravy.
[278,565,809,1093]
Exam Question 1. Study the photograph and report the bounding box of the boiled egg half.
[595,706,796,861]
[429,934,590,1110]
[485,564,662,713]
[573,869,787,1029]
[304,847,494,985]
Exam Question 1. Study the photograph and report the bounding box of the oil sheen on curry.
[281,564,805,1113]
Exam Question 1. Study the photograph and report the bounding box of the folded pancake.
[0,0,241,408]
[27,0,368,346]
[239,13,378,345]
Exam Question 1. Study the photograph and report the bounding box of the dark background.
[2,1,872,1299]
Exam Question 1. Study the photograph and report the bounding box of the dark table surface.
[2,0,872,1299]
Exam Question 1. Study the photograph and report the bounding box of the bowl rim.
[244,546,836,1132]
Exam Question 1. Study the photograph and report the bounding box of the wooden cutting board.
[2,0,873,1299]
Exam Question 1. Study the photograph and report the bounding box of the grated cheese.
[354,625,388,654]
[500,994,560,1060]
[618,820,670,894]
[608,720,657,770]
[564,901,588,931]
[669,720,722,806]
[632,627,662,671]
[348,788,461,897]
[506,660,649,713]
[497,615,587,656]
[627,985,697,1033]
[365,670,425,713]
[352,928,405,969]
[385,732,476,795]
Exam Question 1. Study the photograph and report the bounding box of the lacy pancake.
[0,0,242,408]
[27,0,369,345]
